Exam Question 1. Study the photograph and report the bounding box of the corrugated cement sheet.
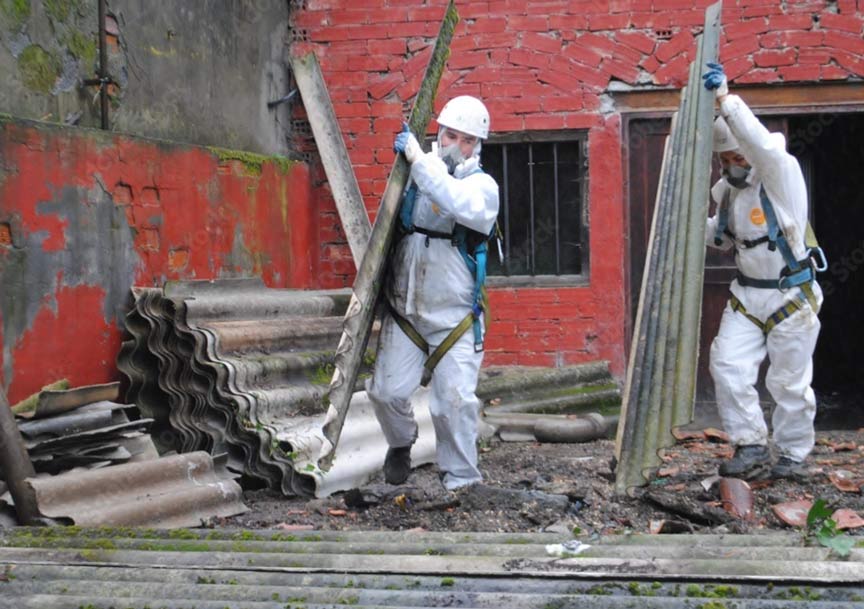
[615,1,722,494]
[118,278,621,499]
[0,527,861,608]
[22,452,247,528]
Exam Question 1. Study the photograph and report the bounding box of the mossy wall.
[0,0,293,155]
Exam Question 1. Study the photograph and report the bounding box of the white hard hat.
[437,95,490,140]
[713,116,740,153]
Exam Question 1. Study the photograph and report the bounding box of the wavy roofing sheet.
[615,1,722,495]
[0,527,861,608]
[117,278,621,498]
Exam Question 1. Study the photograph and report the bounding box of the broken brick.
[828,470,862,493]
[772,500,812,527]
[719,478,754,521]
[704,428,731,443]
[832,509,864,530]
[0,222,11,247]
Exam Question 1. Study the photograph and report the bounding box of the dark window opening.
[481,135,589,281]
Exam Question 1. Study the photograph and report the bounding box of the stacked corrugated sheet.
[12,382,157,475]
[615,2,722,495]
[2,383,246,528]
[117,278,371,497]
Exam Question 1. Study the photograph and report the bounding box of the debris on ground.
[227,428,863,537]
[1,382,246,528]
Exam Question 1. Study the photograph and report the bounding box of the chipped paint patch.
[0,118,313,402]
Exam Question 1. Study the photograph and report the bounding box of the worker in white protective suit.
[703,62,823,480]
[366,96,500,490]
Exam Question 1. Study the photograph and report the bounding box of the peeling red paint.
[0,120,314,404]
[5,285,118,402]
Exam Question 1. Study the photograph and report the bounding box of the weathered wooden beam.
[0,382,40,524]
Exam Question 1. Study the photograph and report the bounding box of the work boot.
[771,456,807,481]
[383,445,412,485]
[718,444,771,480]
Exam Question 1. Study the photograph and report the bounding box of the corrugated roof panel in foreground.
[0,528,861,608]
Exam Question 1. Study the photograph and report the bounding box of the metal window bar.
[503,145,510,267]
[554,142,561,275]
[488,137,587,277]
[528,144,535,275]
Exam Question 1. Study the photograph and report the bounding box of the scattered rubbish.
[10,379,70,417]
[458,484,571,514]
[831,509,864,530]
[7,382,159,477]
[649,519,695,534]
[828,470,861,493]
[657,466,680,478]
[828,441,857,452]
[545,539,591,557]
[701,474,722,492]
[1,381,245,528]
[772,500,812,527]
[703,428,731,443]
[672,428,706,442]
[719,478,754,521]
[275,522,315,531]
[644,490,733,526]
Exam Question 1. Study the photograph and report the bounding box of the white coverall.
[367,151,499,490]
[707,95,822,462]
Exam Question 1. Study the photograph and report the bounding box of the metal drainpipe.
[0,383,40,524]
[97,0,109,129]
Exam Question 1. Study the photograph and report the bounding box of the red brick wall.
[291,0,864,376]
[0,119,314,404]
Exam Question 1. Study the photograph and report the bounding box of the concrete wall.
[291,0,864,376]
[0,0,99,125]
[0,0,294,155]
[0,117,314,404]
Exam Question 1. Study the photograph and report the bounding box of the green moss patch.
[18,44,61,93]
[66,29,97,67]
[208,146,296,177]
[44,0,78,22]
[1,0,30,29]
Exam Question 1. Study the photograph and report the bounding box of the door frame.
[618,82,864,353]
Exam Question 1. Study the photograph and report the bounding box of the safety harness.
[715,184,827,334]
[390,173,493,386]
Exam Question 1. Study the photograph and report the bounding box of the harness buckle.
[809,247,828,273]
[474,341,484,353]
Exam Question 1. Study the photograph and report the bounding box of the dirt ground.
[226,425,864,538]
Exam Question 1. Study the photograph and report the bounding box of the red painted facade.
[291,0,864,376]
[0,120,313,404]
[3,2,864,403]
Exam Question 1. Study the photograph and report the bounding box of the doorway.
[788,113,864,428]
[626,111,864,428]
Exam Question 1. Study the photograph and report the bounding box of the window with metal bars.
[480,134,589,283]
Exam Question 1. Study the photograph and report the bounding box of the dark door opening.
[788,113,864,427]
[627,111,864,429]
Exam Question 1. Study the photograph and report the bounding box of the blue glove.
[702,62,728,96]
[393,122,411,153]
[393,122,421,163]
